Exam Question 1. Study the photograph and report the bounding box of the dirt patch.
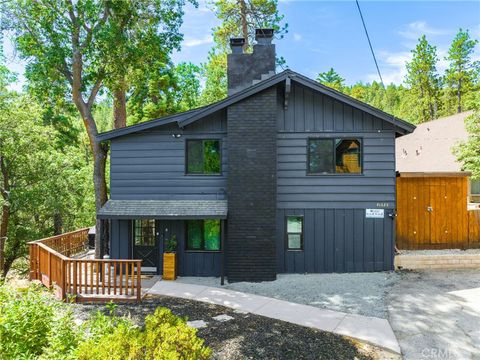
[73,295,398,360]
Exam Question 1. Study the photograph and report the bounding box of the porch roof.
[97,200,228,220]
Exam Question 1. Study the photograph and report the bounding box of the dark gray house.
[97,29,415,282]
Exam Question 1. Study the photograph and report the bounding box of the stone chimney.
[227,29,276,95]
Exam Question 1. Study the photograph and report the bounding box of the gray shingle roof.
[97,200,228,219]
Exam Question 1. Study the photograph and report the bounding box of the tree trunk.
[0,156,9,276]
[73,96,108,260]
[0,204,9,277]
[239,0,249,50]
[92,138,108,259]
[53,212,63,235]
[113,85,127,129]
[457,78,462,113]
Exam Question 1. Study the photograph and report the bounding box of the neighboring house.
[395,111,480,250]
[395,111,477,200]
[97,29,414,282]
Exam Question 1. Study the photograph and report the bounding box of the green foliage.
[405,35,441,123]
[200,0,287,105]
[454,93,480,179]
[444,29,479,114]
[0,283,211,360]
[76,307,211,360]
[142,307,211,359]
[0,91,94,275]
[317,68,345,91]
[0,283,78,359]
[165,234,178,253]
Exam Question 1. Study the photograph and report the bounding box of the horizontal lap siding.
[277,133,396,209]
[110,112,227,200]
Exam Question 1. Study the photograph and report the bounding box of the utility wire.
[355,0,384,87]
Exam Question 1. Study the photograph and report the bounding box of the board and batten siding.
[109,111,227,200]
[276,83,396,273]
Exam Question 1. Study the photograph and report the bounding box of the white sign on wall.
[365,209,384,218]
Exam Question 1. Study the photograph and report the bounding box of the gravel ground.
[176,272,398,319]
[398,248,480,255]
[73,296,396,360]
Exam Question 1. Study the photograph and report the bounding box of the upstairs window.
[186,139,221,175]
[286,216,303,250]
[186,220,221,251]
[308,138,362,174]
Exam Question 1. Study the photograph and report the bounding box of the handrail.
[29,228,142,303]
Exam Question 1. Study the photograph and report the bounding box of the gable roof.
[396,111,473,173]
[97,69,415,141]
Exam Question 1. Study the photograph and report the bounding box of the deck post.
[136,260,142,302]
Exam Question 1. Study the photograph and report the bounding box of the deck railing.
[28,228,142,303]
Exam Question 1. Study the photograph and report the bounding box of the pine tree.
[405,35,441,123]
[316,68,345,91]
[445,29,479,113]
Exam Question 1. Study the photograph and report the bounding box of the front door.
[156,220,174,273]
[132,219,159,273]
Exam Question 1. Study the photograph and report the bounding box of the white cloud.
[398,21,451,40]
[183,35,213,47]
[293,33,302,41]
[367,50,412,85]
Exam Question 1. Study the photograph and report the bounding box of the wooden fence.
[397,174,480,249]
[28,229,142,302]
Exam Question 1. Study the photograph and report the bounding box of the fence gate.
[396,174,472,249]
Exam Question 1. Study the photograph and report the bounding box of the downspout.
[221,219,225,285]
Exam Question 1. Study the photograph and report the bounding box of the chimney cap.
[255,28,274,40]
[230,38,246,53]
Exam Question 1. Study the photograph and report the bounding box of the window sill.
[286,249,303,252]
[306,173,364,177]
[184,173,223,177]
[185,250,222,253]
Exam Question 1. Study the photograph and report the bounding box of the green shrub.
[0,283,211,360]
[143,307,211,360]
[0,282,78,360]
[76,307,211,360]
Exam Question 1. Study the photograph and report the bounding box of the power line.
[355,0,384,87]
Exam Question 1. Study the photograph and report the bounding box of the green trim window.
[133,220,156,246]
[186,219,221,251]
[286,216,303,250]
[186,139,221,174]
[308,138,362,174]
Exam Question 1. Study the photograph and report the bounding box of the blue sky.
[4,1,480,90]
[172,0,480,85]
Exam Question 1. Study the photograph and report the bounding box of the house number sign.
[365,209,384,218]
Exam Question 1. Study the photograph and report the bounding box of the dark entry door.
[132,219,159,272]
[156,220,174,273]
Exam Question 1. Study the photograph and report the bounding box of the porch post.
[220,219,225,286]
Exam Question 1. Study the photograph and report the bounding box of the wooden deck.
[28,229,143,303]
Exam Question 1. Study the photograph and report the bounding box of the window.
[308,138,362,174]
[471,180,480,195]
[286,216,303,250]
[186,219,221,251]
[186,139,221,174]
[133,220,156,246]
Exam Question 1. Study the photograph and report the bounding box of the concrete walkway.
[148,281,400,354]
